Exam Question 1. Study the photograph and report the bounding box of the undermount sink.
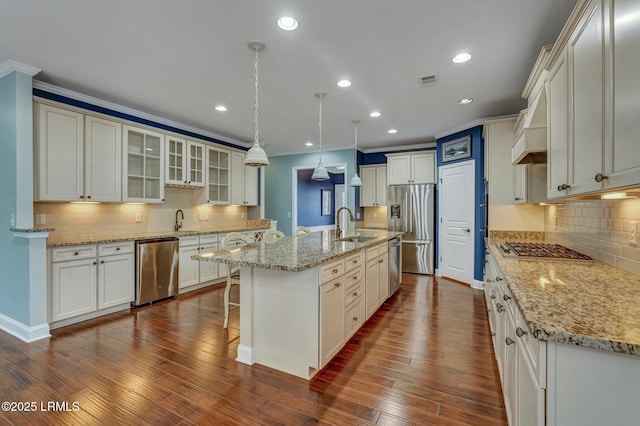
[335,235,377,243]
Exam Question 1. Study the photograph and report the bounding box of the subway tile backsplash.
[545,198,640,275]
[34,187,249,238]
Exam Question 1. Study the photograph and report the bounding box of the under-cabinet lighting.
[69,201,100,204]
[124,202,147,205]
[601,192,637,200]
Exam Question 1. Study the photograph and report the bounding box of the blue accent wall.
[264,149,356,235]
[0,72,32,324]
[436,125,485,282]
[296,170,340,227]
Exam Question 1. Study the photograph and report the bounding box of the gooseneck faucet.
[335,207,355,238]
[175,209,184,232]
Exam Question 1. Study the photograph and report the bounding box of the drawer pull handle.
[505,337,515,345]
[490,295,496,299]
[334,282,341,288]
[332,268,339,273]
[516,327,528,337]
[74,252,79,256]
[503,294,511,301]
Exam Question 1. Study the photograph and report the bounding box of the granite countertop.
[489,243,640,356]
[46,225,270,248]
[193,230,403,272]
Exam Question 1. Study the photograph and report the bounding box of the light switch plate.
[135,213,142,223]
[36,214,45,225]
[629,221,637,247]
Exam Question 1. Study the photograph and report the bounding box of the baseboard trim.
[472,279,485,290]
[0,314,50,342]
[236,344,255,365]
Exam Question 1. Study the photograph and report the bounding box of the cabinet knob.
[490,294,496,299]
[79,195,84,199]
[496,277,503,282]
[87,195,92,199]
[491,332,496,337]
[334,282,341,288]
[116,247,120,251]
[557,183,571,191]
[496,304,505,313]
[594,173,608,182]
[514,197,521,201]
[503,294,511,301]
[353,291,358,296]
[378,259,384,263]
[505,337,515,345]
[352,275,358,280]
[92,261,97,265]
[332,268,339,273]
[516,327,528,337]
[353,316,358,321]
[100,260,105,264]
[74,251,79,256]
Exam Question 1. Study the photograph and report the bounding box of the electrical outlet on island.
[629,221,637,247]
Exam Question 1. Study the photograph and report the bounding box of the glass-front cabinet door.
[187,141,205,187]
[206,147,230,204]
[123,125,164,203]
[165,136,186,185]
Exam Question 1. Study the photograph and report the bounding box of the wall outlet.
[198,213,204,221]
[356,212,361,219]
[36,214,45,225]
[135,213,142,223]
[629,221,637,247]
[241,212,246,219]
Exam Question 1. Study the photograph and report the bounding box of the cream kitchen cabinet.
[178,234,222,293]
[230,151,258,206]
[360,165,387,206]
[49,242,134,328]
[514,163,547,204]
[35,104,122,202]
[123,125,164,203]
[364,242,389,319]
[547,0,640,199]
[165,136,205,187]
[386,151,436,185]
[320,274,346,367]
[197,146,230,204]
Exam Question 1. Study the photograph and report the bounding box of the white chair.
[262,229,285,244]
[296,226,311,237]
[221,232,252,328]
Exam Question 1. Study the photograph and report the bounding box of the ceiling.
[1,0,576,156]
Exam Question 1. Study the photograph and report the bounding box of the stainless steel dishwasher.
[388,237,402,296]
[134,237,179,306]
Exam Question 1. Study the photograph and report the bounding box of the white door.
[335,184,347,228]
[438,160,475,285]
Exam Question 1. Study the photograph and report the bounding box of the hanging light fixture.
[244,41,269,167]
[350,120,363,187]
[311,93,329,181]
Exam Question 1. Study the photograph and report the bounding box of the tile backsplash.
[545,198,640,275]
[34,187,249,237]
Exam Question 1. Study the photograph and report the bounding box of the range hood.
[512,64,548,165]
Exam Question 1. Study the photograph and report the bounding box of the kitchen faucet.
[335,207,355,238]
[175,209,184,232]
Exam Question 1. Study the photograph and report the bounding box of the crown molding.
[362,141,436,154]
[434,119,486,140]
[32,80,251,148]
[0,60,41,79]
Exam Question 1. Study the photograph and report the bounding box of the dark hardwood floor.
[0,274,507,425]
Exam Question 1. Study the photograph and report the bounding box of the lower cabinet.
[320,276,346,367]
[49,242,134,327]
[365,242,389,319]
[178,234,224,293]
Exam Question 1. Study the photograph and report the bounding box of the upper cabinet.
[203,146,230,204]
[360,165,387,207]
[35,104,121,202]
[230,151,258,206]
[165,136,205,187]
[122,125,164,203]
[386,152,436,185]
[547,0,640,198]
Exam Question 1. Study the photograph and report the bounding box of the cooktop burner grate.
[497,242,593,261]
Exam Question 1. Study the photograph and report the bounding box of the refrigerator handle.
[409,192,414,233]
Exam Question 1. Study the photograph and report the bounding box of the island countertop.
[192,230,403,272]
[489,243,640,356]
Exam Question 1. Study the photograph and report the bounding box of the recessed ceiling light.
[459,98,473,104]
[388,129,398,134]
[305,141,313,147]
[337,79,352,88]
[369,111,381,118]
[452,52,472,63]
[215,105,227,112]
[277,16,299,31]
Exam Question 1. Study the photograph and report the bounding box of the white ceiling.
[1,0,576,155]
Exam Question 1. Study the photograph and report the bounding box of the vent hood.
[512,86,547,165]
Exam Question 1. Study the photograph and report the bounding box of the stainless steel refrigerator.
[387,184,435,274]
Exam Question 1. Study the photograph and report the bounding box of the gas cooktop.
[496,242,593,262]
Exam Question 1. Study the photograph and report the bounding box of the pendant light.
[311,93,329,181]
[349,120,363,187]
[244,41,269,167]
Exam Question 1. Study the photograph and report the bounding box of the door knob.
[463,228,471,233]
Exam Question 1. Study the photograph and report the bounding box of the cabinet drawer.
[378,242,388,255]
[345,251,364,271]
[345,298,363,339]
[344,266,363,288]
[98,241,134,256]
[345,281,362,306]
[51,245,97,262]
[366,245,380,261]
[199,234,218,244]
[321,259,345,283]
[179,236,199,247]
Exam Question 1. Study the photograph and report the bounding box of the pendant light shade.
[244,41,269,167]
[349,119,363,187]
[312,93,330,181]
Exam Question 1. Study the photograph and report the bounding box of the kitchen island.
[192,230,402,379]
